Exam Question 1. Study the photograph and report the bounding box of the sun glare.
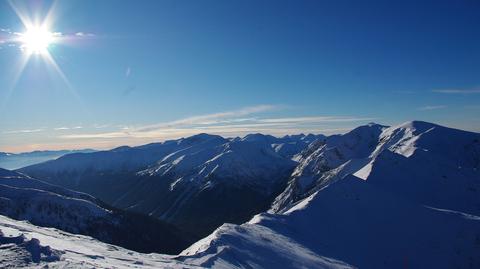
[20,26,54,54]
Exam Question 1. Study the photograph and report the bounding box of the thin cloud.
[3,128,44,134]
[75,32,95,37]
[432,88,480,94]
[418,105,447,111]
[258,116,376,124]
[137,104,278,132]
[59,105,375,142]
[53,126,82,131]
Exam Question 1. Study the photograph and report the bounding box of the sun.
[20,26,55,54]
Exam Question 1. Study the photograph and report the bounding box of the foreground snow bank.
[0,215,195,268]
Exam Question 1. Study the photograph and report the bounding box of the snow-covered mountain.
[0,149,96,170]
[7,121,480,268]
[20,133,318,238]
[0,168,189,254]
[177,121,480,268]
[273,121,480,214]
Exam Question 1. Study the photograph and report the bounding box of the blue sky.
[0,0,479,152]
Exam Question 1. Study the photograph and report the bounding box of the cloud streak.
[54,126,83,131]
[74,32,95,37]
[3,128,44,134]
[418,105,447,111]
[59,105,376,142]
[258,116,376,124]
[432,88,480,94]
[137,105,279,132]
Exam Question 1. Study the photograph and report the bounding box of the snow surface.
[0,215,193,268]
[0,214,351,269]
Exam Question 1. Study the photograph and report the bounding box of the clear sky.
[0,0,479,152]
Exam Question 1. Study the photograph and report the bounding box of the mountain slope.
[273,121,480,215]
[272,122,387,211]
[20,133,312,238]
[0,168,189,254]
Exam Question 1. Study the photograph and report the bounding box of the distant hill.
[0,149,96,170]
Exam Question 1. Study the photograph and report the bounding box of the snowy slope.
[178,222,354,269]
[174,174,480,268]
[272,123,387,211]
[0,214,352,269]
[119,136,297,238]
[0,169,98,203]
[0,215,195,268]
[0,168,189,254]
[273,121,480,214]
[362,121,480,215]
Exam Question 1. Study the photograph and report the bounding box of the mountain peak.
[344,122,388,138]
[395,120,439,132]
[242,133,277,142]
[179,133,226,144]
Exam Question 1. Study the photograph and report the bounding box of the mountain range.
[19,133,322,238]
[1,121,479,268]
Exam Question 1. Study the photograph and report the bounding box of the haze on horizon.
[1,0,479,153]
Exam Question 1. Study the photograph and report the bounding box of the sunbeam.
[5,0,86,109]
[0,52,30,110]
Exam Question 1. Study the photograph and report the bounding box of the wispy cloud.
[137,105,279,132]
[432,87,480,94]
[3,128,44,134]
[59,105,375,142]
[418,105,447,111]
[74,32,95,37]
[258,116,376,124]
[53,126,82,131]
